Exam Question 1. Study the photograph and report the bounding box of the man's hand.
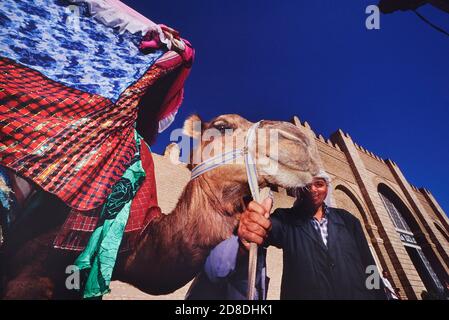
[237,197,273,250]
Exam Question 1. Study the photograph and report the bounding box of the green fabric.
[75,131,146,299]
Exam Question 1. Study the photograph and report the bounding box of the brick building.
[108,115,449,300]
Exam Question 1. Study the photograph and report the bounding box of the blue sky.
[124,1,449,215]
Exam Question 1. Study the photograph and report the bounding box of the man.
[238,171,386,300]
[381,270,399,300]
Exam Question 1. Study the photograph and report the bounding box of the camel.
[0,114,320,299]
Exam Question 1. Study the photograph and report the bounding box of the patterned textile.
[0,0,194,211]
[74,131,145,298]
[53,139,161,252]
[0,0,165,101]
[68,0,175,50]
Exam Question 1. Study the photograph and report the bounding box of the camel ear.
[183,114,202,139]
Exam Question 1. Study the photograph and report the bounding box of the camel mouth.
[261,164,315,192]
[255,124,319,189]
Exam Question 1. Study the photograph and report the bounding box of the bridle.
[190,121,263,300]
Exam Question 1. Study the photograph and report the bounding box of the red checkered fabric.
[53,141,162,252]
[1,40,193,252]
[0,55,172,211]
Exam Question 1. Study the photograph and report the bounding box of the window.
[379,192,412,232]
[416,248,444,292]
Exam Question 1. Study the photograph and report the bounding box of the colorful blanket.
[53,137,162,253]
[0,0,193,211]
[0,0,193,298]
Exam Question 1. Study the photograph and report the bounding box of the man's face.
[305,178,328,208]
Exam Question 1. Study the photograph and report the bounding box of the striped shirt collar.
[311,204,330,246]
[313,204,329,221]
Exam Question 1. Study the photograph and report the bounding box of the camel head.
[183,114,320,212]
[117,114,322,295]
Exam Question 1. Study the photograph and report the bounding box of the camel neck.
[119,177,241,294]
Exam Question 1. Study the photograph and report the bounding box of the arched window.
[379,192,412,233]
[378,184,444,294]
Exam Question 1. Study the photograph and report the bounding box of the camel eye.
[213,122,232,133]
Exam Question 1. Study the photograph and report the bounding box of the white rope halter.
[190,121,263,300]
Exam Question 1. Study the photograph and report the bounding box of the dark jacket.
[267,206,386,300]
